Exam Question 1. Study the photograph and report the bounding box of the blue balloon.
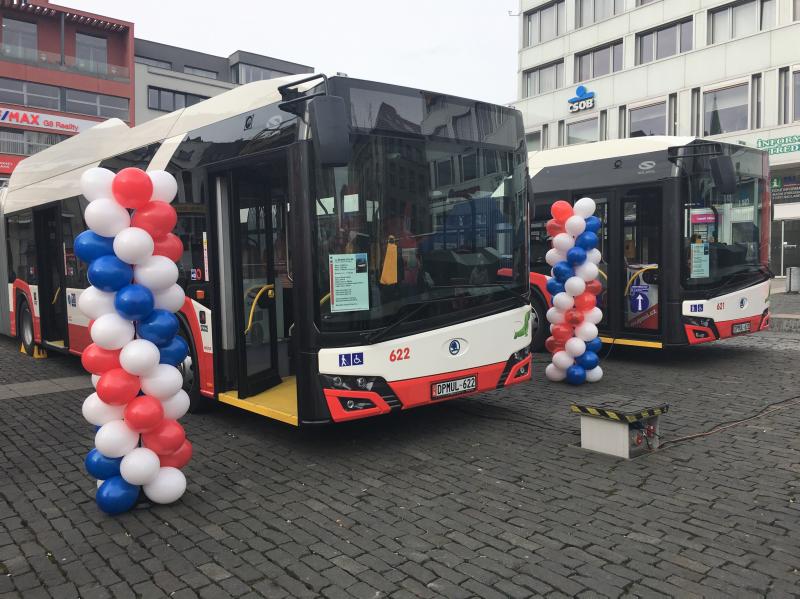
[115,284,154,321]
[88,256,133,292]
[159,335,189,366]
[566,247,587,266]
[584,216,601,234]
[96,476,140,515]
[576,350,600,370]
[575,231,599,251]
[74,230,115,264]
[566,364,587,385]
[585,337,603,353]
[137,310,179,346]
[546,278,565,296]
[552,261,574,283]
[85,448,122,480]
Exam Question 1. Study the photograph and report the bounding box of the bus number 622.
[389,348,410,362]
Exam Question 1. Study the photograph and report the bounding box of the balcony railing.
[0,44,130,82]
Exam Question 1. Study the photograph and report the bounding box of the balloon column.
[543,197,604,385]
[75,167,192,515]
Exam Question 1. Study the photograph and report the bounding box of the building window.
[576,40,622,82]
[752,74,762,128]
[1,18,37,60]
[576,0,623,27]
[708,0,775,44]
[796,0,800,20]
[76,33,107,75]
[523,61,564,97]
[668,93,678,135]
[542,124,549,149]
[599,110,608,141]
[232,63,289,84]
[0,127,66,156]
[779,67,790,125]
[567,118,597,145]
[66,89,129,120]
[525,131,541,151]
[147,86,208,112]
[524,1,566,46]
[183,66,217,80]
[703,83,749,136]
[794,71,800,122]
[637,19,692,65]
[618,105,627,137]
[558,120,565,146]
[136,56,172,70]
[0,78,59,110]
[636,0,660,5]
[630,102,666,137]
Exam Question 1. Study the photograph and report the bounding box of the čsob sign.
[568,86,595,113]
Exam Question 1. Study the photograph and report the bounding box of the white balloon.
[552,233,575,253]
[552,292,574,311]
[120,447,161,486]
[119,339,160,376]
[78,286,116,320]
[91,313,135,350]
[576,261,600,282]
[91,374,100,389]
[134,256,179,292]
[153,284,186,313]
[95,420,139,458]
[141,364,183,399]
[84,198,131,238]
[565,215,586,237]
[545,363,566,382]
[584,307,604,325]
[161,389,190,420]
[565,337,587,358]
[148,170,178,203]
[587,249,602,265]
[80,167,115,202]
[545,248,566,267]
[574,197,597,218]
[82,392,125,426]
[113,227,154,265]
[552,350,574,370]
[546,307,565,325]
[564,276,586,297]
[143,467,187,504]
[575,322,599,342]
[585,365,604,383]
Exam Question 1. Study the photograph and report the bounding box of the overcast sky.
[60,0,521,105]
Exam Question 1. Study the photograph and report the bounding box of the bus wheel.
[178,327,212,413]
[18,300,35,356]
[530,295,547,353]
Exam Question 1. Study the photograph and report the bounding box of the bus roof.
[528,135,696,177]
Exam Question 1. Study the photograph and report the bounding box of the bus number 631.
[389,348,410,362]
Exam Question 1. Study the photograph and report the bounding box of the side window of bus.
[62,196,89,288]
[171,170,209,299]
[6,210,37,284]
[530,197,557,273]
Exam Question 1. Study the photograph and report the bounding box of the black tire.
[530,294,547,353]
[18,299,35,356]
[177,325,213,413]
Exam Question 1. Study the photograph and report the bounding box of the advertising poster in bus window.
[329,253,369,312]
[690,243,710,278]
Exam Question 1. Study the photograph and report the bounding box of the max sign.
[0,107,98,133]
[568,86,595,113]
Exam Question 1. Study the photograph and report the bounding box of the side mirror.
[308,95,352,168]
[710,155,737,195]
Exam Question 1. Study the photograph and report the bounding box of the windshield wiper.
[363,296,456,345]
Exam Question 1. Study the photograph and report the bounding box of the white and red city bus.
[0,73,532,425]
[527,136,771,350]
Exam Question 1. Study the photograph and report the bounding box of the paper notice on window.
[329,253,369,312]
[690,243,710,278]
[343,194,359,213]
[317,196,335,216]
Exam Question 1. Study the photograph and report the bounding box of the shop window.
[567,118,598,145]
[630,102,666,137]
[523,61,564,97]
[576,40,623,82]
[703,83,749,135]
[636,18,692,65]
[524,1,566,46]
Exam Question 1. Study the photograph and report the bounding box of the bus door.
[571,191,612,332]
[33,205,68,348]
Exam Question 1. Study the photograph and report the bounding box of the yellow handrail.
[624,265,659,297]
[320,293,331,306]
[51,287,61,305]
[244,284,274,335]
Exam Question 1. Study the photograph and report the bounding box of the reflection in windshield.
[314,135,527,332]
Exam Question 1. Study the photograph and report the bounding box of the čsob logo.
[568,86,595,112]
[448,339,461,355]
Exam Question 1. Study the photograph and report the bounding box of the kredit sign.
[0,107,98,134]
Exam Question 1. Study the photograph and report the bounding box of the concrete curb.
[770,315,800,333]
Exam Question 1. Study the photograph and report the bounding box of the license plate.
[732,322,751,335]
[431,375,477,400]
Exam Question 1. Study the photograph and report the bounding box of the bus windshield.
[681,145,769,290]
[313,134,527,333]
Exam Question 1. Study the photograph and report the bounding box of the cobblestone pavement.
[1,330,799,598]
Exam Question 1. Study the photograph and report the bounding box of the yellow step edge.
[599,336,663,349]
[218,376,299,426]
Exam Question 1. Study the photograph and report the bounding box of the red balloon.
[544,336,565,354]
[112,168,154,210]
[131,201,177,241]
[153,233,183,262]
[574,292,596,312]
[81,344,121,375]
[545,219,565,238]
[551,323,573,342]
[158,440,193,469]
[142,419,185,455]
[585,279,603,295]
[550,200,573,224]
[565,309,585,326]
[124,395,164,433]
[96,368,140,406]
